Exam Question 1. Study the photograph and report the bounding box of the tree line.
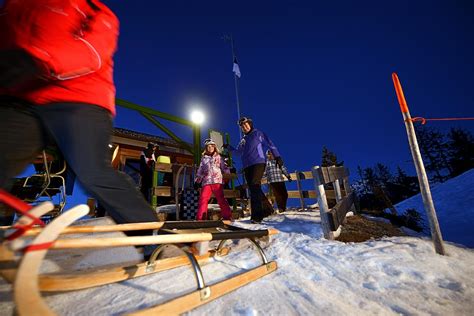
[320,127,473,231]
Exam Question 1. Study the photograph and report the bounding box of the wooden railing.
[312,166,355,239]
[263,165,355,240]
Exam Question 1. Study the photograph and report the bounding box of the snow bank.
[395,169,474,248]
[1,210,473,315]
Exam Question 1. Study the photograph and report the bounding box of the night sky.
[14,0,474,204]
[106,0,474,176]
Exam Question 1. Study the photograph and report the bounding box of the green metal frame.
[116,98,201,164]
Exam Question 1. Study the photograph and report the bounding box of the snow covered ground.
[1,210,474,315]
[394,169,474,248]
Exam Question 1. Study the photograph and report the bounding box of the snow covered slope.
[1,211,473,315]
[395,169,474,248]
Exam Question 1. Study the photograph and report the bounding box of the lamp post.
[190,110,205,164]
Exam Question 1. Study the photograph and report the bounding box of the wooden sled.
[1,206,274,292]
[0,193,234,292]
[9,206,277,315]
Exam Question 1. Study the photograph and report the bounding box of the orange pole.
[391,73,446,255]
[392,73,409,113]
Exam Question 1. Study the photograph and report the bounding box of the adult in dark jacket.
[226,117,286,222]
[0,0,157,225]
[140,143,158,202]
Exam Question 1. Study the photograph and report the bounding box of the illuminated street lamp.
[190,110,205,125]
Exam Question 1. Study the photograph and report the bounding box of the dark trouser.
[243,163,266,221]
[0,99,158,224]
[269,181,288,212]
[140,173,152,202]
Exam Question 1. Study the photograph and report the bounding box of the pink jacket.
[195,153,229,186]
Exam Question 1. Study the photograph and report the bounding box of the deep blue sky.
[106,0,473,178]
[17,0,474,205]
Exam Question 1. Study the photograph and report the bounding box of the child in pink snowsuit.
[195,139,232,220]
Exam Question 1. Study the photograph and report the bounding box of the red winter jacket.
[0,0,119,115]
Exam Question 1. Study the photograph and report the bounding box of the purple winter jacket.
[230,128,280,169]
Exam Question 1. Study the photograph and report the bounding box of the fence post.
[392,73,446,255]
[312,166,333,239]
[295,171,306,210]
[333,179,343,203]
[342,176,356,212]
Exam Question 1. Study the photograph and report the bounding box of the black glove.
[230,167,237,174]
[222,144,229,149]
[275,156,284,168]
[193,182,201,190]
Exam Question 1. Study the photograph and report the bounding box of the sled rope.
[0,189,46,240]
[23,241,55,252]
[408,116,474,125]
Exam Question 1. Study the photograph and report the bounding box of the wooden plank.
[328,192,355,231]
[287,190,317,199]
[154,163,173,173]
[312,166,330,185]
[327,166,349,182]
[129,261,277,315]
[312,166,333,239]
[288,171,313,180]
[334,179,343,203]
[11,227,279,251]
[154,186,172,197]
[295,171,306,210]
[20,221,166,236]
[38,249,229,292]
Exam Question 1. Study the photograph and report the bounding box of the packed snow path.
[1,211,473,315]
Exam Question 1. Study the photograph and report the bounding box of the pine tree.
[374,163,393,187]
[414,125,450,182]
[388,166,420,203]
[321,146,344,167]
[447,128,474,177]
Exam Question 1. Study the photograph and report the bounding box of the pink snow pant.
[197,183,232,220]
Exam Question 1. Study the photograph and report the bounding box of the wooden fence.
[264,165,355,240]
[152,161,355,239]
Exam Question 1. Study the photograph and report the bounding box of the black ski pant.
[0,98,158,224]
[243,163,266,221]
[269,181,288,212]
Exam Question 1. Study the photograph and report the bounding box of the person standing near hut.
[194,139,232,221]
[139,142,159,202]
[0,0,157,225]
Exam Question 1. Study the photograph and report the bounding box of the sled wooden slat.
[15,221,165,236]
[129,261,277,316]
[7,219,236,237]
[11,227,279,251]
[38,248,229,292]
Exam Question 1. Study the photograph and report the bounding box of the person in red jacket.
[0,0,158,225]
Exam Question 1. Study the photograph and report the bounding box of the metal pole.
[193,125,201,165]
[229,35,243,139]
[392,73,446,255]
